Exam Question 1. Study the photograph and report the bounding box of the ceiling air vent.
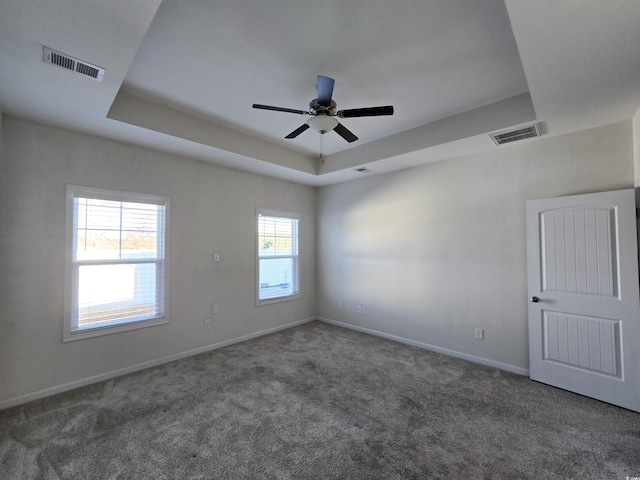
[43,46,105,82]
[490,123,541,145]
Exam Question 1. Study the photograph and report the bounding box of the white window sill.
[63,316,168,342]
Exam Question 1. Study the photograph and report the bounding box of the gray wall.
[634,107,640,187]
[317,121,634,372]
[1,115,635,406]
[0,116,317,406]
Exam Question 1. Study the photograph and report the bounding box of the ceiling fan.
[252,75,394,143]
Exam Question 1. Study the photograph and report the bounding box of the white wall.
[2,116,635,407]
[317,121,634,372]
[0,116,316,406]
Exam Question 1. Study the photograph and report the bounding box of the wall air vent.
[490,123,541,145]
[43,46,105,82]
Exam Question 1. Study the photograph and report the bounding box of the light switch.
[214,252,220,262]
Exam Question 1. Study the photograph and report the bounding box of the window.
[256,209,300,304]
[64,185,169,341]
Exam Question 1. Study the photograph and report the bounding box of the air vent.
[355,167,373,174]
[490,123,541,145]
[43,47,104,82]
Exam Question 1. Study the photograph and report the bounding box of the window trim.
[256,208,300,306]
[63,185,170,342]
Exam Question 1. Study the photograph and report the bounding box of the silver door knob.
[531,296,540,303]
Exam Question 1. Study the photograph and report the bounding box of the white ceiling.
[1,0,639,186]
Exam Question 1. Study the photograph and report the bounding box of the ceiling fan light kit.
[307,115,338,134]
[252,75,394,143]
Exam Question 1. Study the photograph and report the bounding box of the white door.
[526,189,640,412]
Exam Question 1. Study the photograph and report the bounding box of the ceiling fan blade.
[333,122,358,143]
[285,123,310,139]
[253,104,308,115]
[316,75,335,107]
[337,105,394,118]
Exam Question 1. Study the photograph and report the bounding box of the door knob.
[531,296,540,303]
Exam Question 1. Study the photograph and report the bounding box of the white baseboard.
[318,317,529,376]
[1,316,528,410]
[0,317,315,411]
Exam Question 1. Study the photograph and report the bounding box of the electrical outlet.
[214,252,220,262]
[474,328,484,340]
[213,305,219,315]
[204,318,212,329]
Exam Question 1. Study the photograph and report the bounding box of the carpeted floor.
[1,321,639,479]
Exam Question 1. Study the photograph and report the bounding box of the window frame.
[63,185,170,342]
[256,208,300,306]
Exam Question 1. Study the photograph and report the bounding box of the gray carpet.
[1,321,639,479]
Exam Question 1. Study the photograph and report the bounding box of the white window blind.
[65,186,169,340]
[257,209,299,304]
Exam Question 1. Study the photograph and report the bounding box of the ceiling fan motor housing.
[309,99,336,116]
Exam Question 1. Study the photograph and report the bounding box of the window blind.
[68,187,168,334]
[257,210,299,302]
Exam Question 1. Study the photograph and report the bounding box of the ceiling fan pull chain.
[320,133,325,165]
